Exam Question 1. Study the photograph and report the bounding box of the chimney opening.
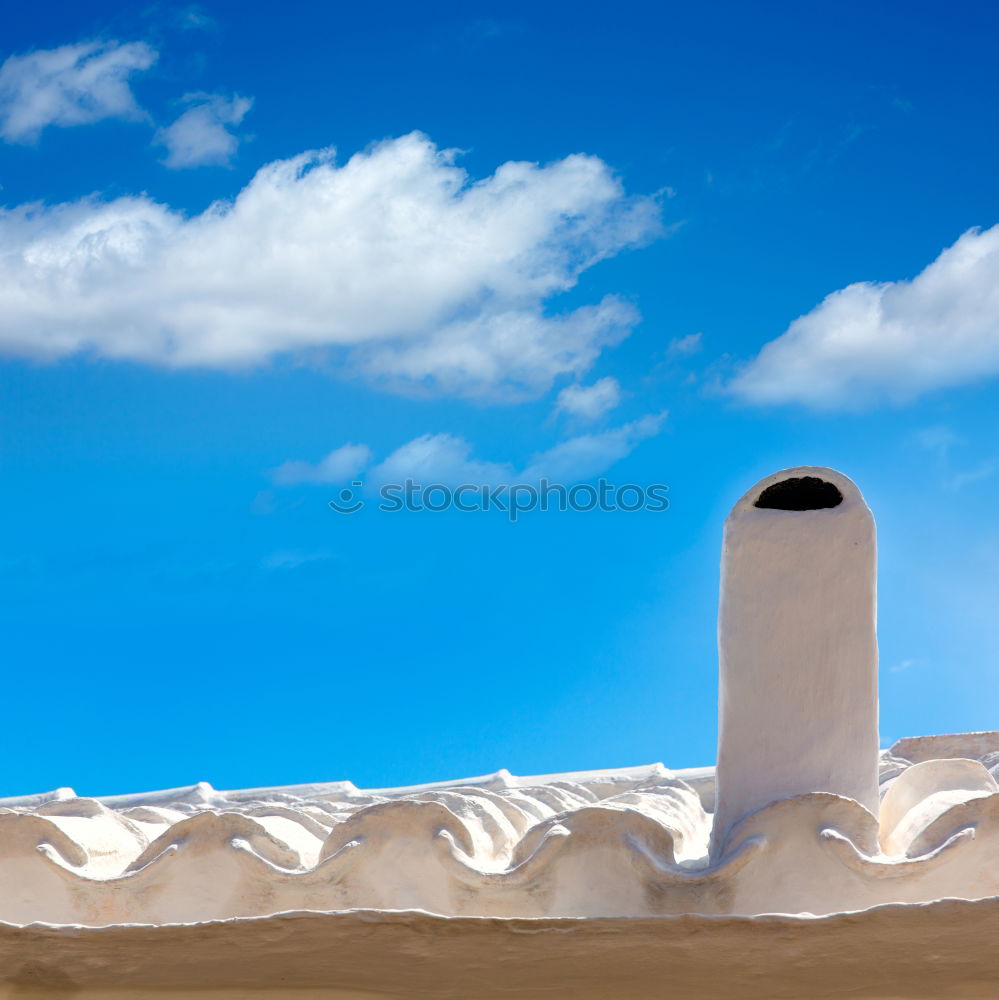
[754,476,843,511]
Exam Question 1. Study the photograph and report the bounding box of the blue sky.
[2,0,999,797]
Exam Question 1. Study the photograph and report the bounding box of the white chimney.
[711,467,880,856]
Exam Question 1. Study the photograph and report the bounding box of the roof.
[0,732,997,927]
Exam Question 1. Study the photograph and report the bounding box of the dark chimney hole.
[754,476,843,511]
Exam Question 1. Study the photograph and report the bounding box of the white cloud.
[0,40,156,143]
[913,425,962,461]
[555,376,621,420]
[293,412,667,489]
[668,331,701,355]
[177,5,216,30]
[271,443,371,485]
[910,424,998,492]
[728,225,999,409]
[0,132,660,397]
[949,458,999,492]
[521,412,666,481]
[261,549,333,571]
[156,93,252,168]
[368,434,514,487]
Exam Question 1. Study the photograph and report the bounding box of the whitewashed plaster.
[713,467,879,854]
[0,733,996,924]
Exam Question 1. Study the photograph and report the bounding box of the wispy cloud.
[521,412,665,482]
[728,224,999,409]
[949,458,999,492]
[913,425,963,462]
[668,331,702,356]
[271,443,371,485]
[156,92,252,168]
[0,40,156,143]
[368,434,513,487]
[0,132,661,398]
[554,376,621,421]
[177,4,216,30]
[912,424,998,492]
[261,549,334,572]
[277,412,667,490]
